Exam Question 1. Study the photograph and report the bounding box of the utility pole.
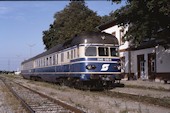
[28,44,36,58]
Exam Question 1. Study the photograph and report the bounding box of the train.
[21,32,122,89]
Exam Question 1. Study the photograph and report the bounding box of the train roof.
[22,32,118,64]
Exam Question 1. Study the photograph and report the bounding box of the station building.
[98,21,170,82]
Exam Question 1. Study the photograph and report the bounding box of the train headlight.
[86,65,96,70]
[117,66,121,70]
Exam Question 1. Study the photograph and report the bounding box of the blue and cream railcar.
[21,32,121,88]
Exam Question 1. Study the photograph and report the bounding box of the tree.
[43,1,101,50]
[100,15,113,24]
[111,0,170,48]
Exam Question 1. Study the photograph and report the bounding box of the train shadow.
[114,83,125,88]
[85,83,125,92]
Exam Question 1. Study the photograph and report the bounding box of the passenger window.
[85,47,96,56]
[74,49,76,58]
[46,58,48,66]
[98,47,108,56]
[56,54,58,64]
[61,53,64,62]
[67,52,69,59]
[50,57,52,65]
[77,47,79,57]
[71,50,73,59]
[53,55,55,65]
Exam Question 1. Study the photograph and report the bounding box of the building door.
[148,53,156,80]
[137,54,145,79]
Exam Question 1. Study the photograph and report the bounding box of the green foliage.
[100,15,113,24]
[111,0,170,47]
[43,1,101,50]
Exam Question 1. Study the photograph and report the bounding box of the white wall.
[119,51,129,73]
[102,25,129,49]
[132,48,155,79]
[156,46,170,72]
[102,24,170,79]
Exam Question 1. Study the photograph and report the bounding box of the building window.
[120,29,124,45]
[151,59,155,72]
[112,32,116,37]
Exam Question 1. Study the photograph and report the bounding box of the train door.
[137,54,145,79]
[148,53,156,80]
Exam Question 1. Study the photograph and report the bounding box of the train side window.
[74,49,76,58]
[40,59,41,67]
[49,56,52,65]
[56,54,58,64]
[85,47,96,56]
[67,51,69,59]
[38,60,39,67]
[110,48,118,56]
[77,47,79,57]
[53,55,55,65]
[61,53,64,62]
[46,57,48,66]
[98,47,109,56]
[44,58,45,66]
[71,50,73,59]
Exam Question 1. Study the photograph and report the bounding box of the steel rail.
[14,82,85,113]
[0,77,35,113]
[0,76,85,113]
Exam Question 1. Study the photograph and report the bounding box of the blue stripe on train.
[71,58,120,62]
[29,62,120,73]
[21,58,121,81]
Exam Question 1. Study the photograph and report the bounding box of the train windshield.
[85,46,118,57]
[110,48,118,56]
[85,47,97,56]
[98,47,109,56]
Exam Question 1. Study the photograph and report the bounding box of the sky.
[0,1,126,71]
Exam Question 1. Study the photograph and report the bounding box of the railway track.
[0,77,84,113]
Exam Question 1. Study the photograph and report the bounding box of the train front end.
[69,32,122,88]
[77,44,121,87]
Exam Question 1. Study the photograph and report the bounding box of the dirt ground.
[121,78,170,90]
[1,74,170,113]
[17,77,170,113]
